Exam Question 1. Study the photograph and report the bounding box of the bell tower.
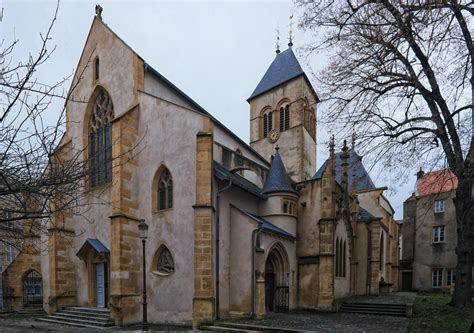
[247,45,319,182]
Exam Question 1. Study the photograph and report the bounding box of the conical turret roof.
[262,147,296,195]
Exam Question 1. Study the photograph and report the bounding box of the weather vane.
[288,14,294,47]
[95,4,103,21]
[276,26,281,54]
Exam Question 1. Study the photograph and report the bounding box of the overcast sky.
[2,0,414,218]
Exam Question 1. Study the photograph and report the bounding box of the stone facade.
[401,170,457,291]
[2,15,399,329]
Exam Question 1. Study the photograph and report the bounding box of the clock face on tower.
[268,129,280,143]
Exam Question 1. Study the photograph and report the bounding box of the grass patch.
[408,292,474,332]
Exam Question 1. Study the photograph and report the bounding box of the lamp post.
[138,219,149,331]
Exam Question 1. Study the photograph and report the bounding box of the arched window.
[343,240,346,277]
[94,57,100,80]
[262,110,273,138]
[89,89,114,187]
[153,245,175,275]
[379,233,384,271]
[335,237,340,277]
[158,169,173,210]
[279,104,290,132]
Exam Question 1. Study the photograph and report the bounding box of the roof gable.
[313,148,376,192]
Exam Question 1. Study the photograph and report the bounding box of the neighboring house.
[400,169,458,291]
[2,14,399,327]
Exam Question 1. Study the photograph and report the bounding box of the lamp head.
[138,219,148,240]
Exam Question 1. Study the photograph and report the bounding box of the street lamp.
[138,219,149,331]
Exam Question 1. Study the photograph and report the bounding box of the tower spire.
[288,14,294,47]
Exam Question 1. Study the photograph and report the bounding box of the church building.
[1,14,400,328]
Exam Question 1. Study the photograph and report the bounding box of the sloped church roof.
[313,148,376,192]
[262,147,296,195]
[248,47,305,101]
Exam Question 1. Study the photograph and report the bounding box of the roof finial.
[288,14,294,47]
[276,26,281,54]
[275,144,280,152]
[351,130,357,149]
[95,4,103,20]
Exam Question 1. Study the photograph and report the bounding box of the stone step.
[339,302,407,317]
[36,317,111,330]
[340,305,405,311]
[342,302,406,308]
[214,322,303,332]
[38,314,114,327]
[339,309,406,316]
[64,307,110,313]
[61,309,112,319]
[200,325,248,332]
[53,312,113,323]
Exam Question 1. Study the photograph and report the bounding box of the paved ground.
[0,312,408,332]
[225,311,408,332]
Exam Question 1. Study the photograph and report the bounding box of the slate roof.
[239,209,295,240]
[213,161,267,199]
[313,148,376,192]
[248,47,305,101]
[357,207,380,221]
[76,238,110,260]
[262,148,297,195]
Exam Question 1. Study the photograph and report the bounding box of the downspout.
[365,221,372,295]
[251,224,262,318]
[215,180,232,320]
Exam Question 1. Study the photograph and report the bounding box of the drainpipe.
[215,180,232,320]
[365,221,372,295]
[251,225,262,319]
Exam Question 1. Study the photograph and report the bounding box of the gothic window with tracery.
[158,169,173,210]
[89,89,114,188]
[156,245,174,274]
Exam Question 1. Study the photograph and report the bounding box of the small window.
[6,241,15,263]
[94,58,100,80]
[433,226,445,243]
[158,169,173,210]
[154,245,174,275]
[432,268,442,288]
[282,199,294,215]
[446,269,455,286]
[434,200,445,213]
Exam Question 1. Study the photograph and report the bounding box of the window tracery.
[89,89,114,187]
[158,169,173,210]
[154,245,175,275]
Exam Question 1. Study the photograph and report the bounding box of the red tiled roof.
[417,169,458,196]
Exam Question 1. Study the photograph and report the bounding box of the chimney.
[416,167,425,180]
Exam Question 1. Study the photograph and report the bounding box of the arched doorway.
[23,270,42,305]
[264,244,289,312]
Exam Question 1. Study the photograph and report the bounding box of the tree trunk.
[451,176,474,308]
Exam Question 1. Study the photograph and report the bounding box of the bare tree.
[297,0,473,307]
[0,2,139,255]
